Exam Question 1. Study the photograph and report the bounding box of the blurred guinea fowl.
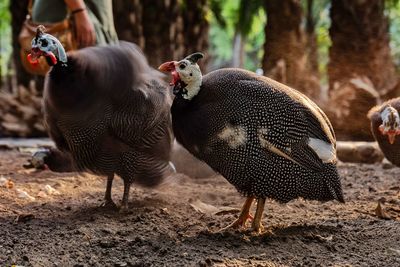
[159,53,344,233]
[28,26,174,210]
[368,97,400,166]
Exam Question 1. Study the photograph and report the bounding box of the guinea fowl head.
[378,106,400,144]
[28,25,67,67]
[159,52,204,100]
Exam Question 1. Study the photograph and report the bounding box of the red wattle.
[27,54,39,66]
[47,52,58,65]
[171,70,180,86]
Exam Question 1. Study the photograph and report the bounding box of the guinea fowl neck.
[184,78,202,100]
[49,56,71,80]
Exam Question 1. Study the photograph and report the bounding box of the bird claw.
[247,224,265,236]
[99,200,118,211]
[216,213,253,233]
[119,203,130,213]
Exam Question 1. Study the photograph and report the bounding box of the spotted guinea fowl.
[28,26,174,210]
[159,53,344,233]
[368,97,400,166]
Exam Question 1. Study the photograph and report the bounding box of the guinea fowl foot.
[99,199,118,210]
[119,181,131,213]
[216,197,255,233]
[99,175,118,210]
[248,222,265,235]
[119,202,130,213]
[218,214,254,233]
[248,198,266,235]
[23,149,50,170]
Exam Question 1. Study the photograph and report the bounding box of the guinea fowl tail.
[322,163,345,203]
[301,163,344,203]
[134,161,176,188]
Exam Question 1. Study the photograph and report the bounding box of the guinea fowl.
[368,97,400,166]
[159,53,344,233]
[28,26,174,210]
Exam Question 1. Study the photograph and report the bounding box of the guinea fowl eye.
[179,64,186,70]
[41,39,48,47]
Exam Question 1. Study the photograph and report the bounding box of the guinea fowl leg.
[218,196,255,232]
[120,180,131,212]
[100,174,117,209]
[250,197,266,234]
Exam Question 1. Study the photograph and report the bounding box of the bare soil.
[0,149,399,267]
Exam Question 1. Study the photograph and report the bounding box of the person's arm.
[64,0,96,47]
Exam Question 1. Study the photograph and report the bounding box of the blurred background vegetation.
[0,0,399,140]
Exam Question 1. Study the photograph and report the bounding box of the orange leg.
[218,196,255,231]
[250,197,266,234]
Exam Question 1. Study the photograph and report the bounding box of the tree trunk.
[180,0,209,70]
[140,0,181,68]
[10,0,32,89]
[328,0,397,98]
[232,32,245,68]
[112,0,208,69]
[305,0,319,75]
[112,0,144,49]
[325,0,398,141]
[262,0,320,101]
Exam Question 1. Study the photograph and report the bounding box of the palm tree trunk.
[262,0,320,101]
[180,0,209,70]
[328,0,397,98]
[325,0,398,141]
[112,0,144,49]
[232,32,245,68]
[141,0,180,68]
[305,0,319,75]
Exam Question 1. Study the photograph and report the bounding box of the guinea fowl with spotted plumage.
[368,97,400,166]
[28,26,174,210]
[159,53,344,233]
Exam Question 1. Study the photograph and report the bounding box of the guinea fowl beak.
[28,48,58,66]
[379,125,399,144]
[27,47,42,66]
[388,132,396,144]
[158,61,180,86]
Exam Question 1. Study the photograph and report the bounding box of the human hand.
[73,10,96,48]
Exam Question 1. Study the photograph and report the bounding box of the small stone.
[16,189,35,201]
[99,240,116,248]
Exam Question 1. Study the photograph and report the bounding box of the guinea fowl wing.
[235,77,335,172]
[109,84,171,150]
[43,106,70,152]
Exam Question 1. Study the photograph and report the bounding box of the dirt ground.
[0,149,399,267]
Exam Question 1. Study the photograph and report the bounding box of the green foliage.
[386,0,400,67]
[236,0,263,36]
[0,0,11,79]
[314,1,331,83]
[209,0,265,71]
